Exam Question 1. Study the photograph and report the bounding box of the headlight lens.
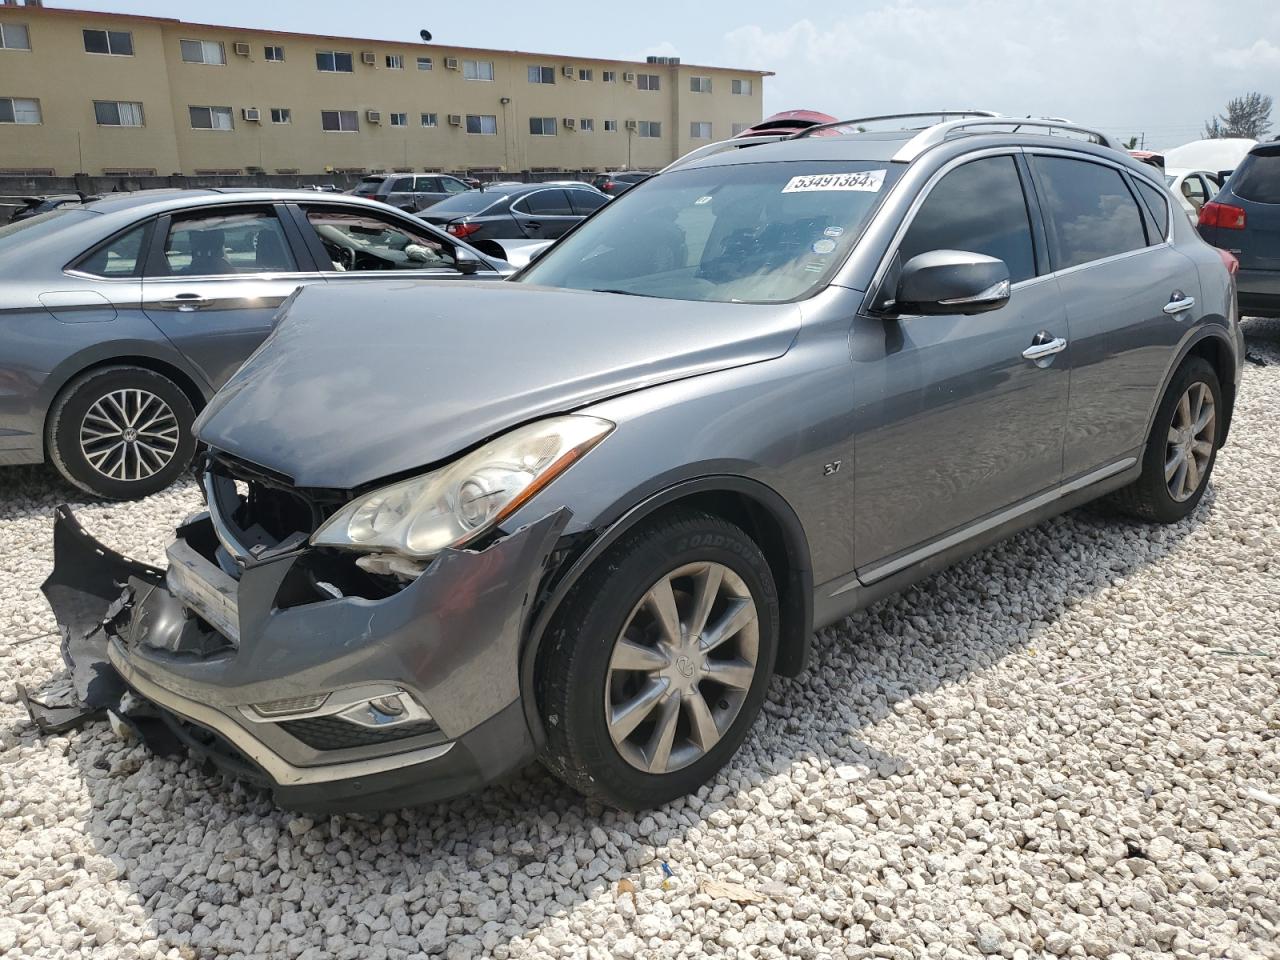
[311,415,613,559]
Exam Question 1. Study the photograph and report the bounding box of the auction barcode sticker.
[781,170,885,193]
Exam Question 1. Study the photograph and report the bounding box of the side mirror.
[894,250,1011,316]
[454,247,481,275]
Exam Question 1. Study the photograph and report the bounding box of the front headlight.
[311,415,612,559]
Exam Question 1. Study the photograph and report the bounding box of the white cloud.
[722,0,1280,150]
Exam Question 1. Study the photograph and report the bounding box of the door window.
[74,222,150,278]
[155,208,296,276]
[441,177,469,194]
[304,207,458,272]
[415,176,442,192]
[1181,175,1208,209]
[897,155,1037,283]
[390,176,413,193]
[568,190,608,216]
[516,189,573,216]
[1033,156,1148,270]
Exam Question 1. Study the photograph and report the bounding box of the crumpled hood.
[195,281,801,488]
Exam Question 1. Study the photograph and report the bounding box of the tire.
[1107,356,1222,523]
[46,365,197,500]
[538,509,779,810]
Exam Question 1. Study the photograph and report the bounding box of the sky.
[84,0,1280,151]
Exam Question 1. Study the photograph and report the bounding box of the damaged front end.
[24,458,570,812]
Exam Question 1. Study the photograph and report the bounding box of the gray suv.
[37,113,1243,812]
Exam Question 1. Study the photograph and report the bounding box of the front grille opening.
[204,451,348,553]
[276,549,404,606]
[279,715,441,750]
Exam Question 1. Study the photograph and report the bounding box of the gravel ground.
[2,323,1279,960]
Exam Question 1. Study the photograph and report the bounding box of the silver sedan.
[0,189,511,498]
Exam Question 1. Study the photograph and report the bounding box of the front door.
[141,204,323,389]
[511,188,579,238]
[852,153,1070,578]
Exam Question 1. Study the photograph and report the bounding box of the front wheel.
[1107,356,1222,523]
[538,510,779,809]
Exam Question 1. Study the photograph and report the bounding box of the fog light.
[368,694,406,717]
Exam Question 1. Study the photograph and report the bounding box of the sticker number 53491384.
[782,170,886,193]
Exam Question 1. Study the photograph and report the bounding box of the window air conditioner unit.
[366,110,382,123]
[361,51,376,66]
[242,107,261,122]
[233,42,250,57]
[563,117,575,129]
[447,114,462,126]
[623,72,635,83]
[562,65,575,78]
[624,119,637,130]
[445,57,459,70]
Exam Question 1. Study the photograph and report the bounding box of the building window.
[466,114,497,134]
[94,100,144,126]
[416,56,432,70]
[578,68,593,81]
[529,116,557,136]
[731,78,753,95]
[604,119,617,132]
[637,74,660,91]
[0,97,41,124]
[180,39,225,65]
[321,109,359,132]
[528,65,555,84]
[0,23,31,50]
[731,122,750,135]
[386,54,403,69]
[602,70,616,82]
[83,29,133,56]
[189,105,233,130]
[463,59,494,81]
[690,121,712,139]
[316,50,354,72]
[389,112,408,126]
[580,118,594,132]
[264,45,285,62]
[690,76,711,93]
[420,112,438,127]
[637,120,661,138]
[270,107,291,124]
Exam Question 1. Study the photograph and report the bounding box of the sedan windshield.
[518,160,901,303]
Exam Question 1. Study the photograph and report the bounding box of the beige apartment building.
[0,3,770,178]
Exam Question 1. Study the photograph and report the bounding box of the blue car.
[1198,142,1280,318]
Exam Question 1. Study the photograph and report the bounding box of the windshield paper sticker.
[782,170,885,193]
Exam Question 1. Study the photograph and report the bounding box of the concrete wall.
[0,5,767,177]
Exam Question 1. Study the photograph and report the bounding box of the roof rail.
[793,110,1003,139]
[890,116,1118,161]
[660,133,790,173]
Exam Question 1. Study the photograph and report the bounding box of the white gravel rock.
[2,323,1279,959]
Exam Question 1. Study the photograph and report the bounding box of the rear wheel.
[1108,356,1221,523]
[538,510,779,809]
[46,365,197,500]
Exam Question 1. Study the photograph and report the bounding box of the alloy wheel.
[79,388,181,482]
[1165,381,1215,503]
[605,561,759,774]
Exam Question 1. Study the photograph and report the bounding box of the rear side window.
[1230,148,1280,204]
[391,177,413,192]
[1132,177,1170,241]
[1033,156,1148,270]
[74,222,150,277]
[568,190,608,215]
[897,155,1037,283]
[518,189,574,216]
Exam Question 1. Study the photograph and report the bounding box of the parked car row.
[20,110,1253,817]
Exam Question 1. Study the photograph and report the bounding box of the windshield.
[0,208,90,248]
[517,160,901,303]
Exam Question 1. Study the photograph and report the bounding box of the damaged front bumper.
[31,503,568,812]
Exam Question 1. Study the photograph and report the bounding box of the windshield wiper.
[591,288,657,298]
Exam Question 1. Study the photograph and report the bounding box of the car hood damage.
[195,281,802,488]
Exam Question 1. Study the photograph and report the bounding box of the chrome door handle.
[1163,295,1196,315]
[160,294,211,312]
[1022,337,1067,361]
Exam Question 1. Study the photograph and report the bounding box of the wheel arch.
[1146,327,1238,448]
[519,475,814,747]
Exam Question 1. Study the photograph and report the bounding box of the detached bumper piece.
[25,504,569,812]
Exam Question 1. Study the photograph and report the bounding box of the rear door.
[384,176,417,210]
[1029,152,1202,478]
[511,189,578,238]
[141,204,323,389]
[411,176,447,210]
